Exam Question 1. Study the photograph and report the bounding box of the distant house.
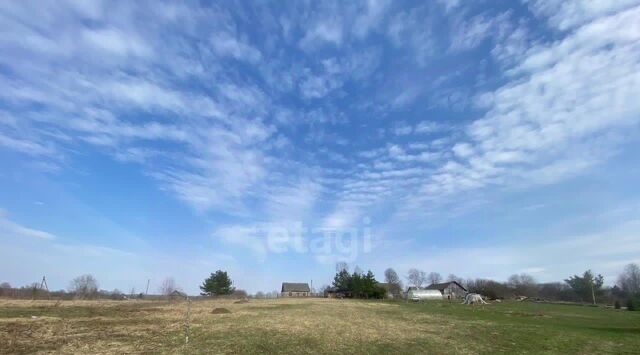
[324,287,349,299]
[281,283,311,297]
[169,290,187,300]
[425,281,467,299]
[377,283,401,299]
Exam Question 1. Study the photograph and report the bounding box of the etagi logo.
[228,218,373,262]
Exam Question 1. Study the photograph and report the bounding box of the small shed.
[281,282,311,297]
[407,289,443,301]
[324,287,349,298]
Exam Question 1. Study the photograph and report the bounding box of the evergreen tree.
[200,270,235,296]
[333,269,351,290]
[565,270,604,304]
[331,268,385,298]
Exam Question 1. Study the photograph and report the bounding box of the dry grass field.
[1,298,639,354]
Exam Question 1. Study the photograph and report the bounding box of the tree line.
[321,262,640,309]
[2,263,639,309]
[0,269,242,300]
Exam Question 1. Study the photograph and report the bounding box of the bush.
[614,300,621,309]
[627,299,637,311]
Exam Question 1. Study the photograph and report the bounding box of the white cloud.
[265,179,322,223]
[211,32,262,63]
[352,0,390,39]
[387,8,436,66]
[414,121,445,134]
[321,201,363,230]
[405,5,640,209]
[299,74,341,99]
[82,28,152,57]
[449,14,498,51]
[452,143,473,158]
[393,124,413,136]
[214,225,266,257]
[527,0,640,31]
[0,133,56,156]
[300,16,343,50]
[0,210,56,240]
[436,0,461,13]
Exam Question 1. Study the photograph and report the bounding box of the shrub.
[627,298,636,311]
[614,300,621,309]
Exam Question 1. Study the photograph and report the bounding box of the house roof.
[377,282,400,290]
[424,281,467,292]
[281,282,310,292]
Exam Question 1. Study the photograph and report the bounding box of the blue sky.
[1,0,640,295]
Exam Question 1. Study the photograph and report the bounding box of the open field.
[1,298,639,354]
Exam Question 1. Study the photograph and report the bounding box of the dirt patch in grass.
[211,308,231,314]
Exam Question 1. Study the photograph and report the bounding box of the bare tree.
[427,272,442,285]
[384,268,403,296]
[407,268,427,288]
[446,274,463,284]
[159,277,178,296]
[336,262,349,273]
[508,273,538,297]
[617,263,640,295]
[0,282,11,297]
[319,284,331,296]
[69,274,99,299]
[110,289,125,300]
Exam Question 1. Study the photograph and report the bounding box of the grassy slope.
[0,299,638,354]
[399,301,640,354]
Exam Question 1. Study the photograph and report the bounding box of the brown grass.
[1,298,638,354]
[0,298,468,354]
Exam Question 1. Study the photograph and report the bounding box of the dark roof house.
[281,282,310,293]
[170,290,187,296]
[425,281,467,292]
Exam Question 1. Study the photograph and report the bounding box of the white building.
[407,289,443,301]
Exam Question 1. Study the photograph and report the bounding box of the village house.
[377,282,402,299]
[425,281,467,299]
[281,282,311,297]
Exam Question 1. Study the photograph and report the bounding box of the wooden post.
[185,297,191,346]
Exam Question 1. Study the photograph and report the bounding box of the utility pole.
[40,276,50,300]
[145,279,150,296]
